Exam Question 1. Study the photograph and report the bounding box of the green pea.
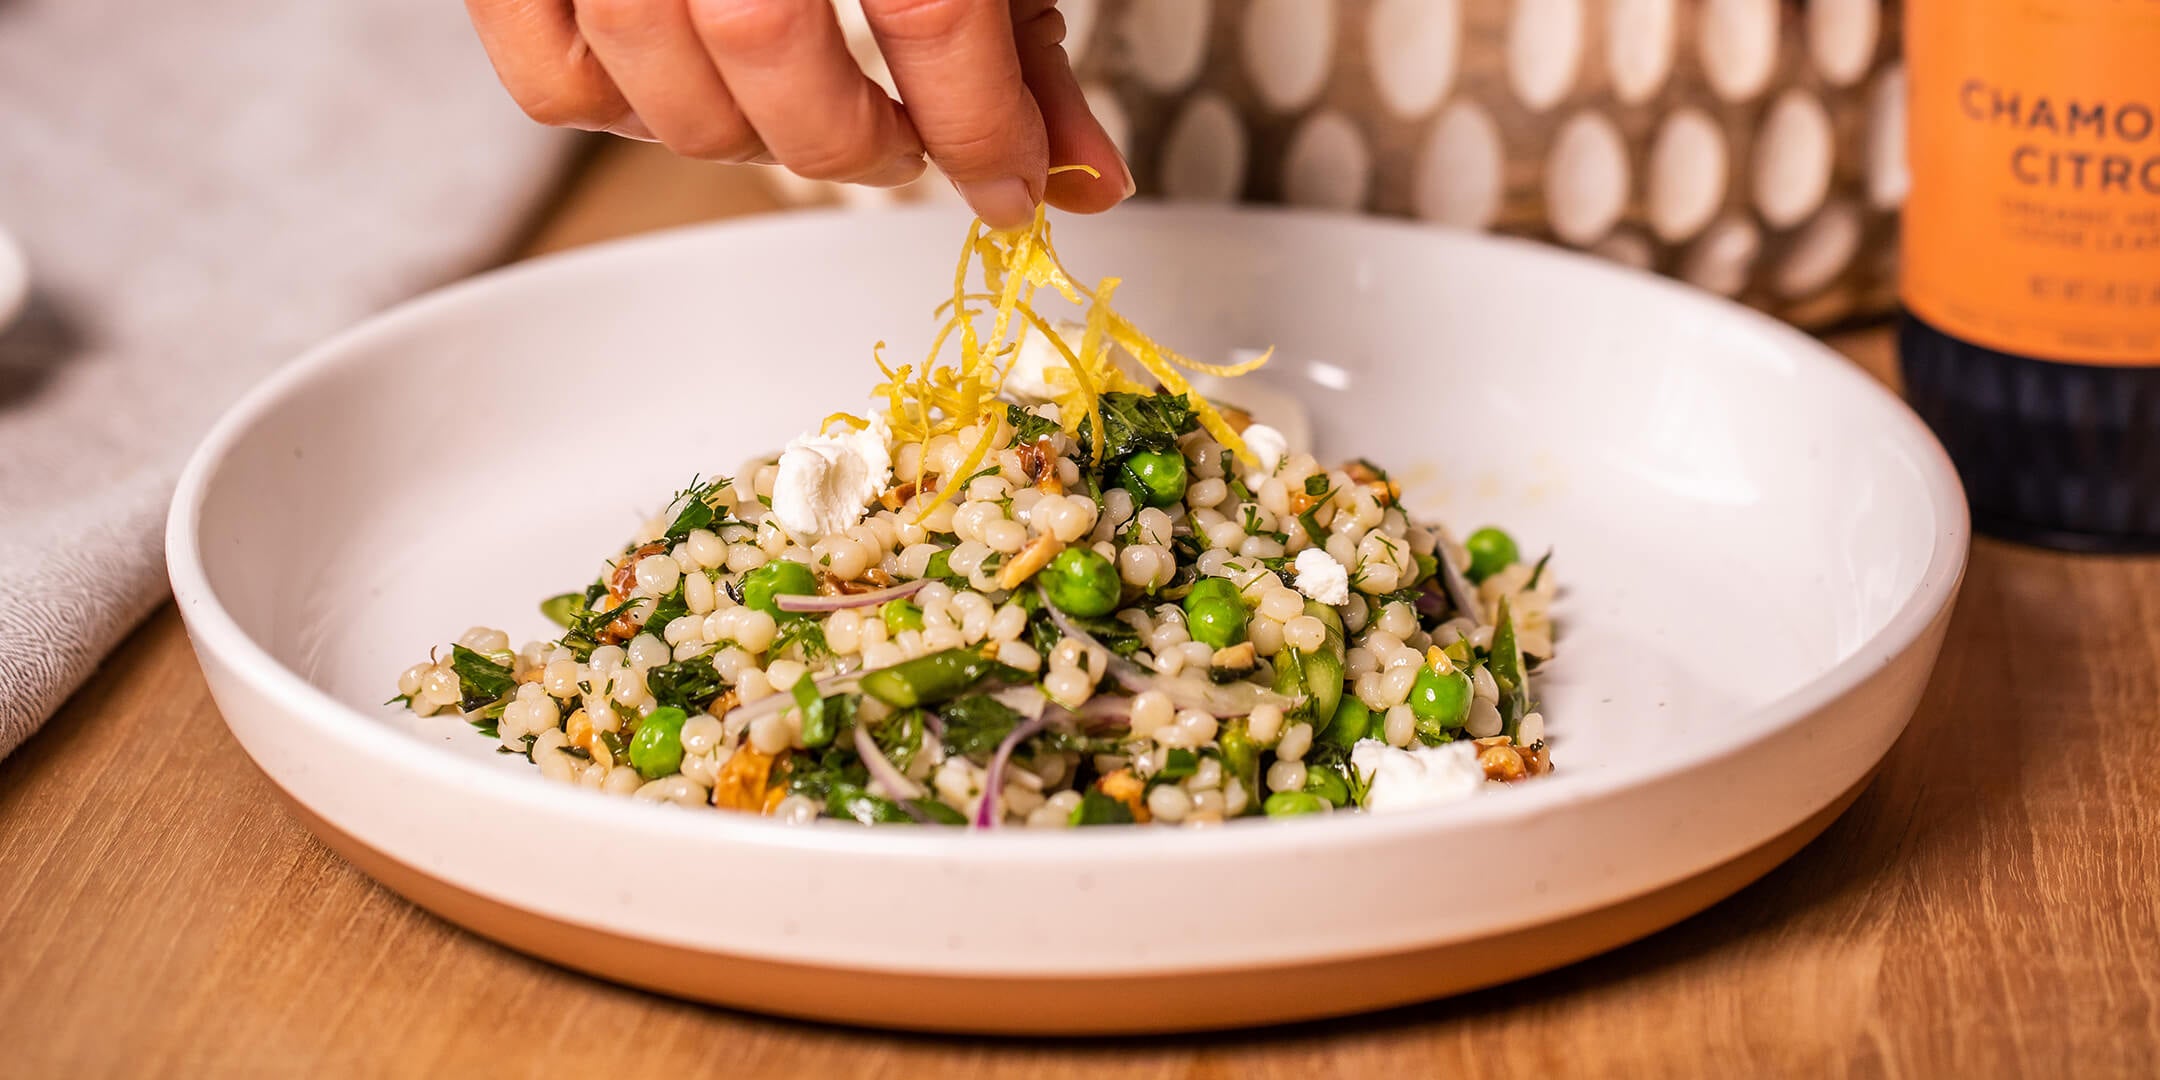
[1039,546,1122,617]
[859,647,1009,708]
[1263,791,1331,817]
[1182,577,1249,649]
[881,598,925,634]
[741,559,817,615]
[1302,764,1351,807]
[1409,662,1473,743]
[1323,698,1373,749]
[629,706,688,780]
[1117,450,1189,508]
[1464,527,1520,583]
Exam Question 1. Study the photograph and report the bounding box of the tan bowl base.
[279,775,1867,1035]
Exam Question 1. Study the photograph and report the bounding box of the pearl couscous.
[394,200,1557,826]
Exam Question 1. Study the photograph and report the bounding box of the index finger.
[861,0,1048,227]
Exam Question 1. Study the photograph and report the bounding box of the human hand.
[465,0,1132,227]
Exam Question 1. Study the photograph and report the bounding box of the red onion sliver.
[973,708,1060,828]
[774,577,930,614]
[853,722,923,802]
[723,671,863,728]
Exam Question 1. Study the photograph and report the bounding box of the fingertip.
[956,176,1038,229]
[1046,159,1132,214]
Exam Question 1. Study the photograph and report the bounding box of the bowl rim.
[165,203,1970,865]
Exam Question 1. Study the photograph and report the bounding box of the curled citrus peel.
[842,165,1272,521]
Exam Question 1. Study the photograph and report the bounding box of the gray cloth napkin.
[0,0,570,758]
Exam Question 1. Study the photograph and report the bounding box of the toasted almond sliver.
[996,532,1065,591]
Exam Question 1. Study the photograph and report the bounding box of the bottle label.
[1903,1,2160,365]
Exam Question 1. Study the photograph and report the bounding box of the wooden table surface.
[4,143,2157,1078]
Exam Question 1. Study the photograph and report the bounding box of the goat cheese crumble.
[771,415,892,537]
[1292,548,1350,606]
[1350,739,1486,813]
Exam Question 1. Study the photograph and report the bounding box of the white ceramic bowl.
[168,205,1966,1033]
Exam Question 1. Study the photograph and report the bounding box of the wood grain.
[4,140,2157,1078]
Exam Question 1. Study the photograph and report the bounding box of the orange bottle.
[1900,0,2160,549]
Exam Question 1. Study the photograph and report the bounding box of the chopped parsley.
[1006,403,1062,445]
[1069,789,1135,826]
[1096,391,1196,465]
[938,694,1023,759]
[661,475,736,544]
[448,645,516,712]
[645,657,724,713]
[773,616,833,662]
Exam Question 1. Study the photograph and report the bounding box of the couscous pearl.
[1277,721,1314,763]
[634,554,680,595]
[1355,672,1388,711]
[982,518,1027,554]
[736,668,774,702]
[627,633,669,671]
[1119,544,1172,588]
[1177,711,1219,745]
[1472,665,1499,702]
[603,766,645,796]
[995,640,1041,671]
[1383,705,1417,747]
[1186,477,1228,509]
[748,712,793,755]
[676,713,724,757]
[1261,591,1304,626]
[1247,703,1286,744]
[1342,594,1370,634]
[396,662,432,698]
[686,528,726,568]
[1043,668,1092,707]
[419,667,462,708]
[458,626,511,653]
[1376,602,1417,638]
[1346,647,1379,677]
[1518,711,1547,745]
[1147,785,1193,823]
[777,794,821,825]
[1266,759,1308,794]
[1240,535,1286,559]
[542,659,581,698]
[764,659,808,693]
[1190,756,1224,791]
[537,750,577,783]
[989,604,1028,643]
[734,609,778,653]
[727,544,767,573]
[1002,782,1046,818]
[1284,614,1328,653]
[1379,665,1419,707]
[862,641,906,669]
[1130,691,1174,737]
[1250,616,1285,657]
[1465,698,1504,738]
